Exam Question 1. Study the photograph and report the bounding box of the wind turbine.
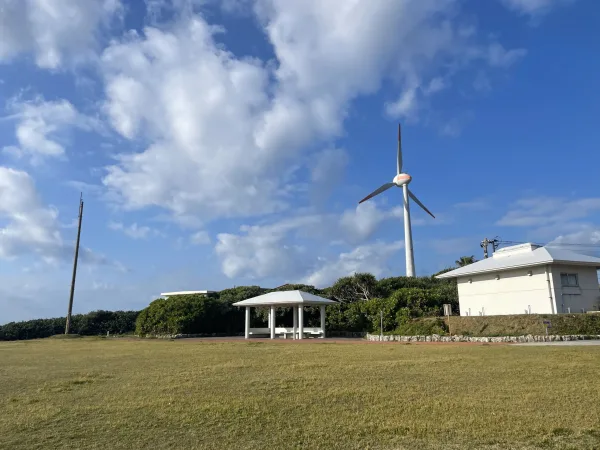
[358,124,435,277]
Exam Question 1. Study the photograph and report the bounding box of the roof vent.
[493,243,541,259]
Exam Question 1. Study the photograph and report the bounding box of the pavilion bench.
[248,327,324,339]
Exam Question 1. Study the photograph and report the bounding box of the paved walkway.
[514,340,600,346]
[177,336,505,346]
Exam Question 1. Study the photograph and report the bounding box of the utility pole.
[480,238,491,259]
[491,238,500,252]
[480,236,500,259]
[65,194,84,334]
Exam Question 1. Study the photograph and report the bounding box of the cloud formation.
[99,1,526,225]
[108,221,164,240]
[0,0,122,69]
[500,0,575,16]
[3,97,100,163]
[215,201,411,284]
[0,166,120,268]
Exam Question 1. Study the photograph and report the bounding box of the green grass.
[1,339,599,449]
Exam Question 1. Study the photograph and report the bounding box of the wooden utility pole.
[65,194,84,334]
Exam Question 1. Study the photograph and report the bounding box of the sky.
[1,0,599,323]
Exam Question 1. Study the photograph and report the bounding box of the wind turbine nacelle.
[393,173,412,186]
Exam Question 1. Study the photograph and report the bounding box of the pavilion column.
[320,305,326,338]
[270,306,276,339]
[292,307,298,340]
[298,305,304,340]
[244,307,250,339]
[267,308,272,329]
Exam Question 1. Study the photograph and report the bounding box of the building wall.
[457,265,555,316]
[551,265,600,313]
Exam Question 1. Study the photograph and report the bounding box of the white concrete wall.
[457,265,555,316]
[551,265,600,313]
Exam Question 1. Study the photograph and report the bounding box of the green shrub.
[392,317,449,336]
[136,295,214,336]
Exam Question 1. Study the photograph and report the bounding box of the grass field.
[1,338,599,449]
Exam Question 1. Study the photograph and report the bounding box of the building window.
[560,273,579,287]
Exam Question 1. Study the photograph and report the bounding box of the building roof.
[233,290,338,307]
[160,290,215,297]
[436,244,600,279]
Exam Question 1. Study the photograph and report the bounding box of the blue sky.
[1,0,599,323]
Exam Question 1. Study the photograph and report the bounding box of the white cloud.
[0,166,121,268]
[303,241,404,288]
[99,1,527,224]
[215,201,409,281]
[0,0,122,69]
[552,228,600,245]
[423,77,449,96]
[101,19,285,220]
[497,197,600,227]
[3,96,100,163]
[487,43,527,68]
[385,86,419,120]
[190,230,211,245]
[500,0,575,16]
[340,202,402,244]
[0,167,63,260]
[108,221,163,239]
[440,120,463,138]
[215,215,320,279]
[549,228,600,257]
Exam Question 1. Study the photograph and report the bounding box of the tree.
[455,256,476,267]
[329,273,377,303]
[135,295,224,336]
[431,267,455,277]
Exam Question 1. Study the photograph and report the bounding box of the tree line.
[1,266,468,341]
[135,273,458,336]
[0,310,139,341]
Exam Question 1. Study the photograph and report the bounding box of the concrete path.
[515,340,600,346]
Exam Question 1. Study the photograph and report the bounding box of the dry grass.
[0,338,599,449]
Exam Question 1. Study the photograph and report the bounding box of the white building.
[436,243,600,316]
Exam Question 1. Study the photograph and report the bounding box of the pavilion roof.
[233,290,337,307]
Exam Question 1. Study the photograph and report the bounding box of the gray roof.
[232,290,338,307]
[437,246,600,279]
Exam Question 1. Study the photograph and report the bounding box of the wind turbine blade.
[397,123,403,174]
[358,183,395,204]
[408,189,435,218]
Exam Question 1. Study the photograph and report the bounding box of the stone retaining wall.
[366,333,600,343]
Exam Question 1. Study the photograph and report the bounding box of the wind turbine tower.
[358,124,435,277]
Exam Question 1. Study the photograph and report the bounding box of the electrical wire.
[497,240,600,248]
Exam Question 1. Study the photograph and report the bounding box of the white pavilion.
[233,290,337,339]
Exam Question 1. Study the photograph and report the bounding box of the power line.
[480,238,600,257]
[500,240,600,248]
